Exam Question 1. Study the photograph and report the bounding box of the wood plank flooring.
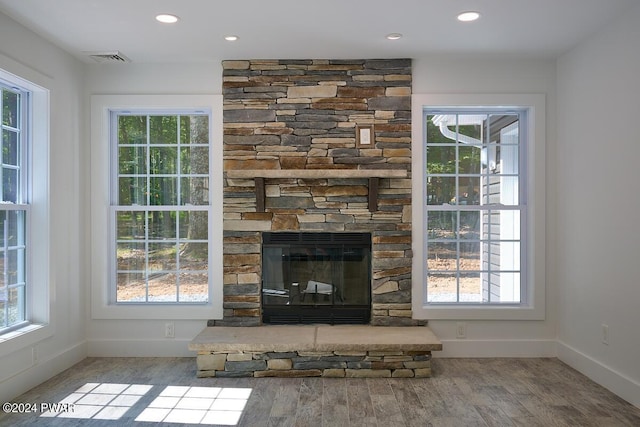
[1,357,638,426]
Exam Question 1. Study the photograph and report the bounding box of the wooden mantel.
[226,169,408,212]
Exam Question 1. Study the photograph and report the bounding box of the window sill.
[0,323,51,358]
[414,303,545,321]
[91,302,221,320]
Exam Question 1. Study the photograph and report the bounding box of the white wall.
[412,57,559,357]
[0,13,86,401]
[556,3,640,407]
[84,64,222,357]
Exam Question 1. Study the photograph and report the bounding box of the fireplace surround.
[216,59,425,327]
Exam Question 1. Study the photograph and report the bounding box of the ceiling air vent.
[84,51,131,63]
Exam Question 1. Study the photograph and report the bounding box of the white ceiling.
[0,0,635,64]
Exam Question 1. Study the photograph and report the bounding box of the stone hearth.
[217,59,422,327]
[190,325,442,378]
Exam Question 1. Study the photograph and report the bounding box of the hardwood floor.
[1,357,638,426]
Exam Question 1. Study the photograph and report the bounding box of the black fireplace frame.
[261,232,372,324]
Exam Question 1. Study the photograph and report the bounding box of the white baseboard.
[434,339,557,358]
[0,340,87,402]
[557,341,640,408]
[87,339,195,357]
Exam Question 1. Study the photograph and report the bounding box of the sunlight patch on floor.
[39,382,251,425]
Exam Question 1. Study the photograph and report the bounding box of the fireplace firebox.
[261,232,371,324]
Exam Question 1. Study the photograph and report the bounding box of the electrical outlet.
[602,324,609,345]
[456,322,467,339]
[165,322,175,338]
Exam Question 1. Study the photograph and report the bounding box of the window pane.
[460,272,481,301]
[149,177,177,205]
[427,176,455,205]
[116,211,145,240]
[457,114,486,143]
[427,212,456,240]
[7,248,24,285]
[427,273,457,302]
[484,272,520,303]
[118,146,146,174]
[426,115,452,143]
[180,177,209,205]
[116,272,146,302]
[460,211,480,239]
[2,168,18,203]
[148,242,177,271]
[179,211,208,240]
[7,286,25,322]
[483,210,520,241]
[117,242,145,271]
[2,89,19,127]
[492,145,519,175]
[149,147,177,174]
[483,176,519,206]
[426,146,456,174]
[148,211,176,240]
[150,116,177,144]
[427,242,456,270]
[180,146,209,174]
[3,130,19,166]
[458,145,482,174]
[118,116,147,145]
[2,210,25,246]
[181,115,209,144]
[118,177,147,206]
[149,274,177,302]
[489,114,519,143]
[179,242,207,270]
[179,274,208,302]
[460,241,480,272]
[458,177,480,205]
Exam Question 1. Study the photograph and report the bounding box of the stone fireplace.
[214,59,424,327]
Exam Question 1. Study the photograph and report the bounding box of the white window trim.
[90,95,223,320]
[0,58,52,355]
[412,94,546,320]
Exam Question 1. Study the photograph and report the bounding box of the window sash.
[1,81,29,332]
[424,109,525,305]
[109,111,212,305]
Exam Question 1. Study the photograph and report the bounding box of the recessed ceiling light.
[224,35,239,41]
[386,33,403,40]
[457,11,480,22]
[155,14,179,24]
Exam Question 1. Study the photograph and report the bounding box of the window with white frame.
[111,111,211,304]
[424,109,525,304]
[412,94,544,320]
[0,81,28,331]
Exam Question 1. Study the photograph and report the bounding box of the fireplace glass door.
[262,232,371,324]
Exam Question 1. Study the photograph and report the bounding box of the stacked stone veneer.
[196,350,432,378]
[217,59,423,327]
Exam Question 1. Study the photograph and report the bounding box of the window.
[411,94,545,320]
[111,112,211,304]
[0,82,28,331]
[0,66,48,340]
[91,94,222,320]
[425,110,523,304]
